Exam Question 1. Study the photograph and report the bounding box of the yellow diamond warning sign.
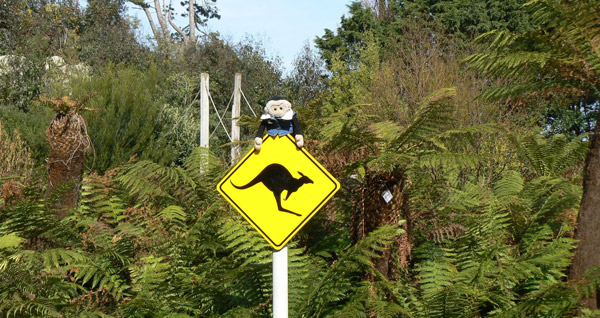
[217,135,340,250]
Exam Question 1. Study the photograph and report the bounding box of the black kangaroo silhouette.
[231,163,313,216]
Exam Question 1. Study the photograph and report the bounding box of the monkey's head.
[265,97,292,118]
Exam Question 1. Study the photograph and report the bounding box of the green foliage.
[284,42,328,108]
[383,166,583,318]
[0,55,46,112]
[465,0,600,134]
[79,0,151,68]
[396,0,532,45]
[0,107,52,167]
[0,0,83,58]
[510,132,588,179]
[310,13,593,316]
[316,2,386,67]
[0,120,33,183]
[70,65,179,171]
[316,0,532,67]
[0,127,593,317]
[3,0,599,316]
[0,141,413,317]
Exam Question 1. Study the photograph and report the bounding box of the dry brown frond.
[0,120,33,206]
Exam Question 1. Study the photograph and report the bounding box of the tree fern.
[510,133,588,178]
[465,0,600,103]
[297,224,402,317]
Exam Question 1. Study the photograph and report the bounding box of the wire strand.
[208,91,232,141]
[210,91,234,138]
[240,89,258,117]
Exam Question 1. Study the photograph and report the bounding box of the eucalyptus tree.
[127,0,219,47]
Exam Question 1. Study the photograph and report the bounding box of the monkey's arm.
[255,120,268,151]
[292,114,304,147]
[291,114,302,136]
[256,120,268,138]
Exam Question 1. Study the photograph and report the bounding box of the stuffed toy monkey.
[254,97,303,151]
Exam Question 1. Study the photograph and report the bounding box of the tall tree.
[128,0,219,46]
[80,0,146,67]
[315,2,384,67]
[316,0,532,67]
[465,0,600,309]
[285,42,327,108]
[0,0,82,57]
[394,0,531,43]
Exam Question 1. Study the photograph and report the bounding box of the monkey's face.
[266,101,290,118]
[271,104,287,117]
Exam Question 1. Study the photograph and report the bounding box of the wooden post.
[200,73,210,149]
[231,73,242,164]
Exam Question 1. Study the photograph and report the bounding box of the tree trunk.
[46,112,90,219]
[570,111,600,310]
[314,145,411,279]
[352,168,411,280]
[153,0,169,39]
[188,0,195,44]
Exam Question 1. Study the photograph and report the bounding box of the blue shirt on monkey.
[258,110,301,137]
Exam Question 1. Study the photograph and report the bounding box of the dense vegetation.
[1,0,599,316]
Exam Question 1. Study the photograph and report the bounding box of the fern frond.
[157,205,187,229]
[0,233,24,249]
[493,170,524,200]
[439,123,506,137]
[418,152,491,169]
[391,88,456,151]
[299,225,401,317]
[117,160,197,205]
[0,298,61,317]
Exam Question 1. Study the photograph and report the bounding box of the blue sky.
[123,0,351,71]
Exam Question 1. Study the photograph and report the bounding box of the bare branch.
[143,7,161,42]
[168,5,187,42]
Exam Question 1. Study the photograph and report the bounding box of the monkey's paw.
[254,137,263,151]
[295,134,304,147]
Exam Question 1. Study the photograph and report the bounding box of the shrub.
[70,65,178,172]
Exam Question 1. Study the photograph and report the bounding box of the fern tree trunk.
[352,168,411,279]
[570,114,600,309]
[46,112,90,219]
[316,145,412,279]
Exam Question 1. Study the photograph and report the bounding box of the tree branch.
[168,5,187,43]
[143,7,161,42]
[154,0,169,38]
[195,23,207,36]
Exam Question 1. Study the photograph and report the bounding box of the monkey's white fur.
[264,99,291,115]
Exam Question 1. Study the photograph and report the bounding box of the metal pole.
[200,73,210,149]
[273,246,288,318]
[231,73,242,164]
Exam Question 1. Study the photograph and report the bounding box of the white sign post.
[273,246,288,318]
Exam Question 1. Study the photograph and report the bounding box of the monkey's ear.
[298,171,305,177]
